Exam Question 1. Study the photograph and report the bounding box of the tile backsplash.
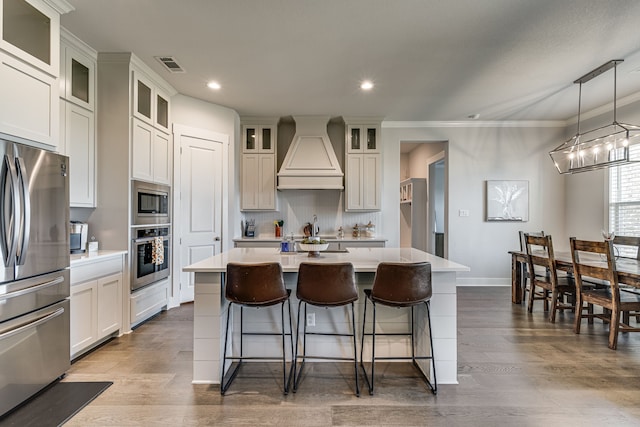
[240,190,382,238]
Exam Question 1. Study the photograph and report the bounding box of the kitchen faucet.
[312,214,318,240]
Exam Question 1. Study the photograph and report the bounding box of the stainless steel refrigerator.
[0,139,70,417]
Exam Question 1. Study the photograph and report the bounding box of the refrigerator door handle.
[15,157,30,266]
[0,275,65,302]
[0,307,65,340]
[1,154,20,267]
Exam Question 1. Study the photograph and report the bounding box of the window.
[609,145,640,256]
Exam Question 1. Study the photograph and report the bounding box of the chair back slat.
[524,233,557,281]
[613,235,640,260]
[570,238,619,301]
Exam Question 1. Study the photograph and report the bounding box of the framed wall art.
[486,180,528,222]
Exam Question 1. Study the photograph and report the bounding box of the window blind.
[609,145,640,257]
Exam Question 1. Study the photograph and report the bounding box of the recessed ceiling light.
[207,81,221,90]
[360,80,374,90]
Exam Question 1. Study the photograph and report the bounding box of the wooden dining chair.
[524,234,574,322]
[613,235,640,260]
[519,230,545,305]
[613,235,640,323]
[570,238,640,350]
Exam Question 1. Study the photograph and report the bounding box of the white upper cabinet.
[0,0,72,76]
[60,29,95,111]
[59,28,96,207]
[242,125,275,154]
[344,118,382,211]
[240,121,277,211]
[131,117,172,185]
[0,0,72,148]
[131,65,172,185]
[133,68,171,133]
[346,124,379,154]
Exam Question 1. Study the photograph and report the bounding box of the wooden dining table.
[509,249,640,304]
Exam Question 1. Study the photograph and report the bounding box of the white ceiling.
[60,0,640,122]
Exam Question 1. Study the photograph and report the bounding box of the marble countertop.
[70,250,127,266]
[233,235,387,242]
[184,247,469,273]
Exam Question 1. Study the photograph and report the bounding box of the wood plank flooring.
[63,287,640,426]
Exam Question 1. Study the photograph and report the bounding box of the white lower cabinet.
[70,255,124,359]
[130,278,170,328]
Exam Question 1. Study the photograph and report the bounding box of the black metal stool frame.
[292,300,360,397]
[221,286,294,395]
[360,293,437,395]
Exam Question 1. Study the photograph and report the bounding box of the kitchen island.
[184,247,469,385]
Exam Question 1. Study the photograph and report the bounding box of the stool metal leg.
[424,301,437,394]
[294,301,360,396]
[359,297,438,396]
[222,301,294,395]
[221,303,242,395]
[350,301,360,397]
[292,301,306,392]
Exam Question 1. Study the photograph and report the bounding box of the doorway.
[427,155,445,257]
[399,142,447,257]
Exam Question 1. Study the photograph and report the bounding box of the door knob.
[214,237,221,241]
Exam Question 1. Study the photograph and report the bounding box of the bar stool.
[293,262,360,396]
[360,262,437,395]
[221,262,294,395]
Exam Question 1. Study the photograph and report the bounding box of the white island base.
[184,247,469,385]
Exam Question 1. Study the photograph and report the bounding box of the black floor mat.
[0,381,112,427]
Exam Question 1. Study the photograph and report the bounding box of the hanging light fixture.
[549,59,640,174]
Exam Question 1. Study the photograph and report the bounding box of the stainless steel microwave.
[132,180,170,225]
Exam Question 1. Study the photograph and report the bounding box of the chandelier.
[549,60,640,174]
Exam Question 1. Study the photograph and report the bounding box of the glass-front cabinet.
[60,29,95,111]
[133,68,171,133]
[0,0,69,76]
[346,124,379,154]
[0,0,72,148]
[240,120,277,210]
[242,125,275,153]
[344,119,382,211]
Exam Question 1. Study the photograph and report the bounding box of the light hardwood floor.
[64,287,640,426]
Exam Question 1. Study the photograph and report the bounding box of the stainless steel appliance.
[70,221,88,254]
[131,226,170,291]
[0,139,70,417]
[132,180,170,225]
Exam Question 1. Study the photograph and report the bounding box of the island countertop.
[184,247,469,273]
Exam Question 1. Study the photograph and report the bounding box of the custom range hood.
[277,116,344,190]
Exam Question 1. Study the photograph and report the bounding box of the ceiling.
[60,0,640,122]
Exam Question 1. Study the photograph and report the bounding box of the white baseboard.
[456,277,511,287]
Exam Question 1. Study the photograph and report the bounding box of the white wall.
[382,123,567,285]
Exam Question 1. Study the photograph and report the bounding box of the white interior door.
[176,128,224,303]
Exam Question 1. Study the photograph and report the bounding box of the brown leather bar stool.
[221,262,294,395]
[293,262,360,396]
[360,262,437,395]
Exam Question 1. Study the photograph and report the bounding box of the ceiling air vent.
[155,56,185,73]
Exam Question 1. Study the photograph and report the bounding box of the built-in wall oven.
[131,227,170,292]
[132,180,170,225]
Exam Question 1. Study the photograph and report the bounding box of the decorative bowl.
[298,242,329,257]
